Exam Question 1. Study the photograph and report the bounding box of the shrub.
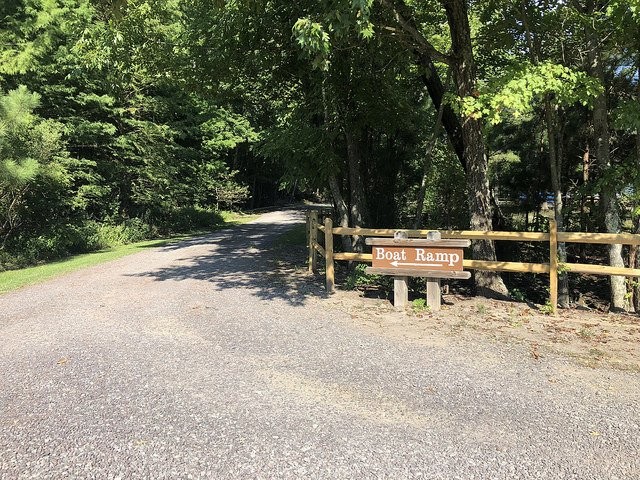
[344,263,390,290]
[157,206,224,233]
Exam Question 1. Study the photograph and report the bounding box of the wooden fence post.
[549,218,558,314]
[325,217,335,293]
[309,211,318,273]
[394,230,409,310]
[426,231,442,311]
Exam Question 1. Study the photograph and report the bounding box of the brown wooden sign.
[371,246,464,271]
[364,236,471,280]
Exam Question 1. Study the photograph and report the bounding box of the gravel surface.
[1,210,639,479]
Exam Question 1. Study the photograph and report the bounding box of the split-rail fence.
[305,210,640,314]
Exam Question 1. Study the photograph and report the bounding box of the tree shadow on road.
[126,214,328,306]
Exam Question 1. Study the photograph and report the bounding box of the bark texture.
[416,53,466,170]
[443,0,508,297]
[328,174,352,252]
[345,130,368,252]
[378,0,465,169]
[545,101,570,307]
[589,47,627,311]
[634,58,640,312]
[634,126,640,312]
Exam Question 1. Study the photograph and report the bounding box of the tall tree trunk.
[633,129,640,313]
[632,57,640,313]
[443,0,508,298]
[345,130,368,252]
[521,0,569,305]
[579,145,590,259]
[546,101,570,307]
[632,130,640,312]
[589,47,627,312]
[322,77,352,253]
[328,174,352,252]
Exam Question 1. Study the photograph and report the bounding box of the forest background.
[2,0,640,312]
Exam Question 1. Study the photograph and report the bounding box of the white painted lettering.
[415,249,425,261]
[375,248,386,260]
[434,252,448,263]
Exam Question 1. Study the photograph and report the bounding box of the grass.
[0,212,257,295]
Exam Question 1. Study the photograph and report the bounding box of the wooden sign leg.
[394,230,409,310]
[426,231,442,311]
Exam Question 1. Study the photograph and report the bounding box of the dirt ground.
[276,242,640,373]
[323,290,640,372]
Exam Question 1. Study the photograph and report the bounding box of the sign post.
[365,234,471,311]
[393,231,409,310]
[426,231,442,310]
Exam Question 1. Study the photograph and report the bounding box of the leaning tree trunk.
[378,0,466,171]
[589,47,627,312]
[443,0,508,298]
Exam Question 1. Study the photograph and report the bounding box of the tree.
[0,86,72,250]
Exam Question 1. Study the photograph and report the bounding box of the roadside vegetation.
[0,211,255,294]
[2,1,640,311]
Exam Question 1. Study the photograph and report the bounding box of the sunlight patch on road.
[258,368,433,429]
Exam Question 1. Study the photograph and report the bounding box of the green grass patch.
[0,212,257,295]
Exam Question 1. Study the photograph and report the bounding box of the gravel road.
[1,210,639,479]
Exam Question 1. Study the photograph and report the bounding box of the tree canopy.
[2,0,640,310]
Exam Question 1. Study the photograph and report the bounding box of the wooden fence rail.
[306,211,640,313]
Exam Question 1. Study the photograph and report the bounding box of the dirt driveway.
[1,210,639,479]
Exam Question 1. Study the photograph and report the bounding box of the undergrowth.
[0,207,238,272]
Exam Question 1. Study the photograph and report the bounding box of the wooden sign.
[372,246,464,271]
[365,236,471,280]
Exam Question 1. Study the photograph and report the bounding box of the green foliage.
[2,0,640,318]
[460,62,603,124]
[613,100,640,133]
[293,18,331,70]
[0,85,72,250]
[344,263,381,290]
[0,0,257,271]
[292,0,375,70]
[509,288,527,302]
[411,298,430,312]
[211,171,251,211]
[539,301,555,316]
[404,145,468,228]
[202,110,258,154]
[0,158,39,186]
[607,0,640,21]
